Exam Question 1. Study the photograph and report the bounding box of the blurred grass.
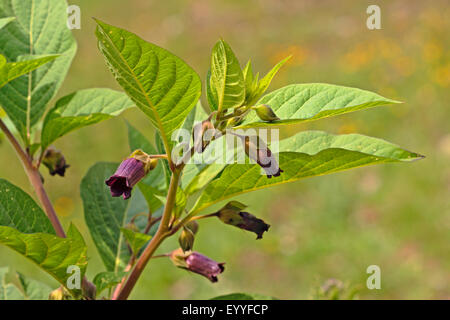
[0,0,449,299]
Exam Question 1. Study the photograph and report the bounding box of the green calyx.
[129,149,159,173]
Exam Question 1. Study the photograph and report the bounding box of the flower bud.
[193,119,215,153]
[252,104,280,122]
[49,286,71,300]
[170,248,225,283]
[242,135,283,178]
[216,201,270,239]
[105,150,157,200]
[179,227,195,252]
[42,147,70,177]
[178,221,198,252]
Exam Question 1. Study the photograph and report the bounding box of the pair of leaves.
[0,224,87,297]
[191,130,423,214]
[0,267,52,300]
[0,179,88,296]
[95,19,202,156]
[0,0,77,142]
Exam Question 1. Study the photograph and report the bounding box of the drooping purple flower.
[236,212,270,239]
[185,252,225,283]
[254,147,283,178]
[105,158,146,200]
[170,249,225,283]
[242,135,283,178]
[42,147,70,177]
[193,119,215,153]
[216,201,271,239]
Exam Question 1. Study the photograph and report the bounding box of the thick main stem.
[0,119,65,237]
[115,170,181,300]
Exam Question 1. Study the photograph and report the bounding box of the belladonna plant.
[0,1,423,300]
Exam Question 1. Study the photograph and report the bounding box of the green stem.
[115,169,182,300]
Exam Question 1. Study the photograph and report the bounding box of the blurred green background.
[0,0,449,299]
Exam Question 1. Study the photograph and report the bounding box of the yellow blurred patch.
[271,45,307,67]
[338,123,358,134]
[54,196,75,217]
[433,64,450,87]
[340,43,375,72]
[376,38,401,60]
[0,107,5,118]
[392,56,416,77]
[423,42,443,62]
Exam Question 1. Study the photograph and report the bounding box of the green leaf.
[0,0,77,142]
[237,83,401,128]
[126,122,166,192]
[210,40,245,111]
[0,179,54,234]
[93,271,126,296]
[95,19,201,154]
[185,163,226,195]
[0,224,87,296]
[81,162,149,272]
[278,131,422,159]
[0,16,14,30]
[242,60,254,100]
[0,267,23,300]
[211,292,277,300]
[137,183,163,215]
[191,131,423,214]
[247,55,291,106]
[206,69,218,111]
[0,54,58,88]
[41,88,134,149]
[120,228,151,255]
[16,272,52,300]
[174,188,187,218]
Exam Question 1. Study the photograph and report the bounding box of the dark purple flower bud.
[243,136,283,178]
[42,147,70,177]
[105,150,157,200]
[170,248,225,283]
[216,201,270,239]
